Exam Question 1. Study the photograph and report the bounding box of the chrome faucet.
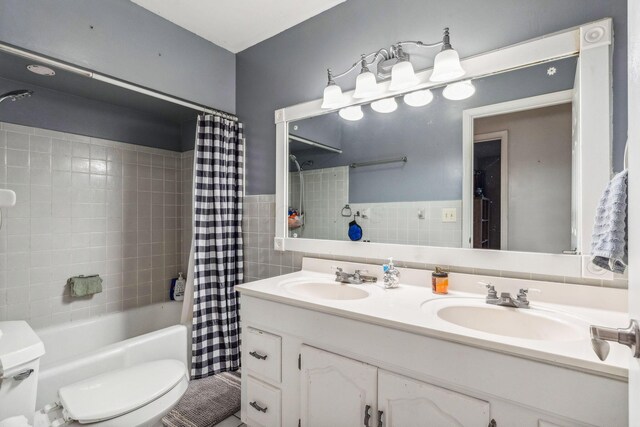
[382,258,400,289]
[480,282,535,309]
[334,267,377,284]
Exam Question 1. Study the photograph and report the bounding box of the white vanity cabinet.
[300,345,377,427]
[300,345,491,427]
[378,370,491,427]
[238,292,627,427]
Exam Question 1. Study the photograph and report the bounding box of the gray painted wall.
[237,0,628,195]
[0,76,185,150]
[0,0,236,113]
[289,58,576,203]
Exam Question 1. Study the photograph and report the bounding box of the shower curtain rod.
[289,134,343,154]
[0,42,238,122]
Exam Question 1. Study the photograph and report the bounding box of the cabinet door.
[300,345,377,427]
[378,370,491,427]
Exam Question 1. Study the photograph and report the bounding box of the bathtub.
[33,302,190,410]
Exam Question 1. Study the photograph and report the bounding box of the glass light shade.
[430,48,465,82]
[389,60,419,91]
[371,97,398,114]
[339,105,364,121]
[353,71,379,98]
[442,80,476,100]
[403,89,434,107]
[321,83,346,109]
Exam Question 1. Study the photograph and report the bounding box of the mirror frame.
[273,19,613,280]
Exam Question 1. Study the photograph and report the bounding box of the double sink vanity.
[239,16,630,427]
[237,258,628,427]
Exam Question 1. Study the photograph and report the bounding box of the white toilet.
[0,321,188,427]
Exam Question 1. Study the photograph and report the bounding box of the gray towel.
[591,170,628,273]
[68,275,103,297]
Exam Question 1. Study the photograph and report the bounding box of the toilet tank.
[0,321,45,424]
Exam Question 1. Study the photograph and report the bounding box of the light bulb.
[371,97,398,113]
[389,60,419,91]
[353,71,379,99]
[403,89,434,107]
[430,48,465,82]
[442,80,475,100]
[321,83,346,109]
[339,105,364,121]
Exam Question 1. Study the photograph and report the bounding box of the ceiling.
[130,0,346,53]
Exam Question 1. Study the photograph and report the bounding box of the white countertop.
[236,262,630,381]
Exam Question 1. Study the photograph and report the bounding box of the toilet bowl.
[0,321,188,427]
[38,359,188,427]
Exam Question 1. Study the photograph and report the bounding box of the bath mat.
[162,370,241,427]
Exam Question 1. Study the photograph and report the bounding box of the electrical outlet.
[442,208,457,222]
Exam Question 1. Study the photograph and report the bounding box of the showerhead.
[289,154,302,172]
[0,89,34,104]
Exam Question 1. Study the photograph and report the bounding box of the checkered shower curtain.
[192,114,244,379]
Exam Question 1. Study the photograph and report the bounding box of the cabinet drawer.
[246,375,281,427]
[246,327,281,383]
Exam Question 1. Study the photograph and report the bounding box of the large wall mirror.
[275,19,613,279]
[287,57,577,254]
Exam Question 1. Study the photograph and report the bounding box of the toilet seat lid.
[58,359,187,424]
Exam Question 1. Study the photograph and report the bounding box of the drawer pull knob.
[13,369,34,381]
[250,351,268,360]
[364,404,371,427]
[250,401,268,413]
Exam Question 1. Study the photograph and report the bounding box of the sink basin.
[281,280,372,300]
[421,298,587,342]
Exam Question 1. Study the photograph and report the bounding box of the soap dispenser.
[382,257,400,289]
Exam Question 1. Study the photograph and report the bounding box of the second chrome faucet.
[481,282,537,309]
[334,267,377,284]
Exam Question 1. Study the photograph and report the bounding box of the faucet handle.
[355,269,368,274]
[478,281,498,299]
[516,288,540,306]
[518,288,541,296]
[478,281,495,291]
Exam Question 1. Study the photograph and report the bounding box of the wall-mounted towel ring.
[341,204,352,217]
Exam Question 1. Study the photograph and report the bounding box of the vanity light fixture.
[429,29,465,82]
[371,97,398,113]
[339,105,364,121]
[403,89,434,107]
[321,69,346,108]
[443,80,476,100]
[353,55,380,99]
[322,28,464,107]
[388,47,419,91]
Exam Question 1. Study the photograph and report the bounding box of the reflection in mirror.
[472,103,572,253]
[287,56,578,253]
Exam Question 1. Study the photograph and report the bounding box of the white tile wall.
[244,194,302,282]
[288,166,462,246]
[0,122,191,327]
[257,190,627,289]
[289,166,348,240]
[180,151,194,270]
